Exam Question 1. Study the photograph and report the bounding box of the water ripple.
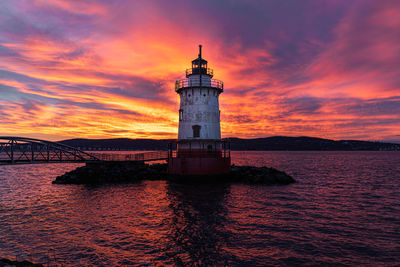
[0,152,399,265]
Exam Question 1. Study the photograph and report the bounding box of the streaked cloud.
[0,0,399,142]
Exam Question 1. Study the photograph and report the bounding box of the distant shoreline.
[59,136,400,151]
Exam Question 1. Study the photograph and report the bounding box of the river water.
[0,151,399,266]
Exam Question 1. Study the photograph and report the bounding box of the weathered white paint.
[177,74,222,149]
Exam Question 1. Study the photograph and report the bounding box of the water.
[0,151,399,266]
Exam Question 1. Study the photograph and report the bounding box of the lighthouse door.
[207,144,213,152]
[192,125,201,138]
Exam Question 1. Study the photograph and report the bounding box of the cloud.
[281,97,323,116]
[305,0,400,96]
[0,0,399,141]
[343,97,400,116]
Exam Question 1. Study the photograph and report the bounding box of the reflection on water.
[161,183,232,265]
[0,151,399,265]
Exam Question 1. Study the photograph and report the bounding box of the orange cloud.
[0,0,399,142]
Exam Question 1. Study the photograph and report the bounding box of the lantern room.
[186,45,214,78]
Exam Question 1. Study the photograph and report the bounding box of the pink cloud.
[0,0,399,142]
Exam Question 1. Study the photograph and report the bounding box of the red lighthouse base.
[167,141,231,175]
[168,156,231,175]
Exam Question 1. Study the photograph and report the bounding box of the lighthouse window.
[192,125,201,138]
[179,109,183,121]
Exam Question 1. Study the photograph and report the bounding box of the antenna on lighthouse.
[199,44,202,60]
[199,44,202,86]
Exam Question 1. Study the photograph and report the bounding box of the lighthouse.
[168,45,231,175]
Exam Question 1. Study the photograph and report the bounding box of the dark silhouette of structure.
[0,137,167,165]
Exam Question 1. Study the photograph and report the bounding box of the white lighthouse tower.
[168,45,230,175]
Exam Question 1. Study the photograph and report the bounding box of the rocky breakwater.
[53,162,295,185]
[0,258,43,267]
[229,165,295,184]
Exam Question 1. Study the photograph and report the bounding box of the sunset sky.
[0,0,399,142]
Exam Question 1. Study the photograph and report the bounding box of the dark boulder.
[230,165,295,184]
[0,258,43,267]
[53,162,167,184]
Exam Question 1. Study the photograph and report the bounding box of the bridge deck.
[0,152,168,165]
[0,137,168,165]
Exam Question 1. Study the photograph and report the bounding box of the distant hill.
[225,136,400,151]
[59,136,400,151]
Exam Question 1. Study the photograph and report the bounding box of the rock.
[0,258,43,267]
[228,165,295,185]
[53,163,295,185]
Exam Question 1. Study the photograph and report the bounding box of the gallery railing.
[175,78,224,92]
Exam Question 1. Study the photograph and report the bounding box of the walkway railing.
[94,151,169,162]
[169,150,230,159]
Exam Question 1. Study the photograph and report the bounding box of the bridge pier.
[10,139,14,164]
[31,145,34,163]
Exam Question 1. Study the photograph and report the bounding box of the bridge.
[0,137,168,165]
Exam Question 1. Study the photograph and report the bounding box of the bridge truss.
[0,137,100,165]
[0,137,169,165]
